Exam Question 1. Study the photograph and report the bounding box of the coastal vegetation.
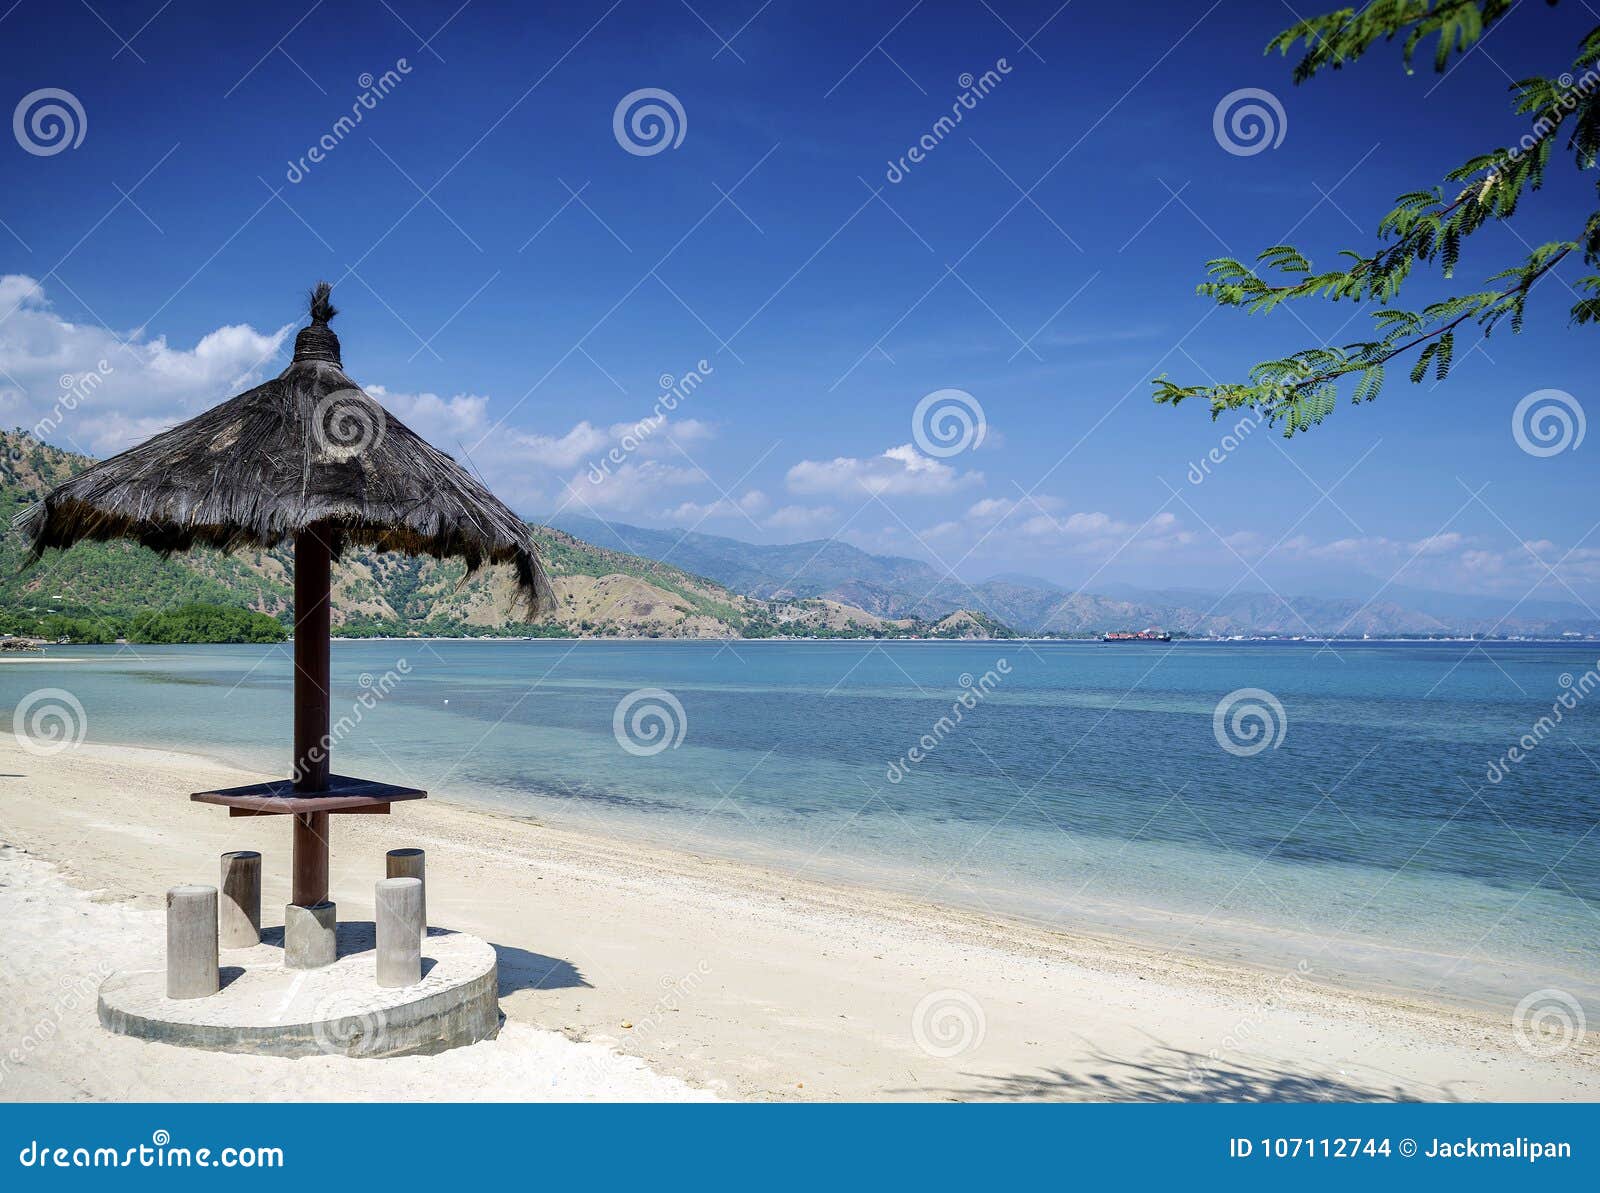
[1,603,286,644]
[1156,1,1600,433]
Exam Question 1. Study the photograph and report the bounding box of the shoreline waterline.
[2,736,1593,1102]
[24,729,1600,1022]
[3,639,1596,1016]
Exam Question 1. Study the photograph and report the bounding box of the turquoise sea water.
[5,639,1597,1010]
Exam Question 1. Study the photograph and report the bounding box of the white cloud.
[1412,532,1465,556]
[786,443,982,499]
[924,497,1192,556]
[610,416,715,456]
[1265,530,1600,595]
[663,490,769,525]
[0,275,291,455]
[364,387,721,516]
[765,504,839,537]
[0,279,718,520]
[368,387,490,438]
[561,459,704,513]
[507,422,616,471]
[373,391,661,475]
[1278,531,1472,567]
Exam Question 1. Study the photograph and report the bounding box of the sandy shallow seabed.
[0,739,1593,1102]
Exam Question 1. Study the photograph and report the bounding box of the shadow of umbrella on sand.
[14,282,551,957]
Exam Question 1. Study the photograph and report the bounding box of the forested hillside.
[0,431,1013,642]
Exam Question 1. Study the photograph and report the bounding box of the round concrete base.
[98,923,499,1058]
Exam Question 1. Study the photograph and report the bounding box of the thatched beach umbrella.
[17,283,548,955]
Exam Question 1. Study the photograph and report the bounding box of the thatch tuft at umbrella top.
[17,281,549,614]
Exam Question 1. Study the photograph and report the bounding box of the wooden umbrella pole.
[292,811,330,907]
[292,525,333,906]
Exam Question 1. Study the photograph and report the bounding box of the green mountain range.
[0,431,1012,642]
[6,431,1593,643]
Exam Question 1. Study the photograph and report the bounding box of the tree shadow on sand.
[492,942,588,995]
[912,1044,1443,1103]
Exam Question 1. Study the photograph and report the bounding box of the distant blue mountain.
[544,514,1600,638]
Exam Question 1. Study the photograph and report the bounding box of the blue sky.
[1,0,1596,607]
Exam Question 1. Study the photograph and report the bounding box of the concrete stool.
[385,848,426,933]
[285,901,337,969]
[219,850,261,948]
[166,885,219,1000]
[375,877,423,988]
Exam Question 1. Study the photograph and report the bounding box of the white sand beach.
[0,738,1593,1102]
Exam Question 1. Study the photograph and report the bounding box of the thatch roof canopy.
[15,283,549,616]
